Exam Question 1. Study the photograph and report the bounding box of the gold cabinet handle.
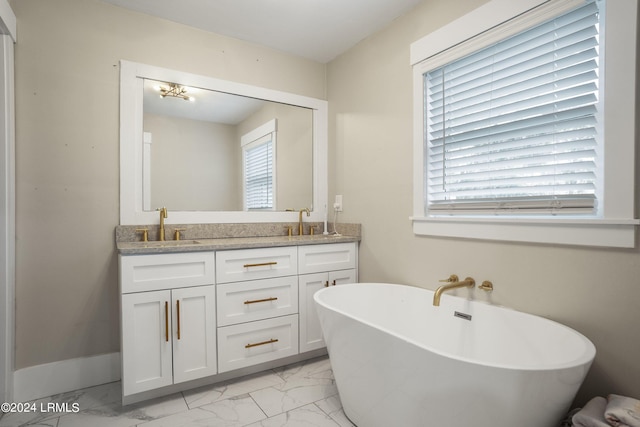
[164,301,169,342]
[244,297,278,305]
[176,300,181,340]
[245,338,279,349]
[243,261,278,268]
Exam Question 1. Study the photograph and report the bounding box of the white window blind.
[425,0,602,215]
[244,134,274,210]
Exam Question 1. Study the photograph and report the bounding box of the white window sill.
[411,216,639,248]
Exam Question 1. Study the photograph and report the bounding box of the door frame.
[0,0,16,403]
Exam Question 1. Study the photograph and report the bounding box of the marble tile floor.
[0,356,354,427]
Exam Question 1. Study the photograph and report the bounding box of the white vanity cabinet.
[119,252,217,397]
[118,239,358,403]
[298,243,358,352]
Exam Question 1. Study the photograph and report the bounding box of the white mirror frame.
[119,60,328,225]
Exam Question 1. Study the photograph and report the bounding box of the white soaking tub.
[314,283,595,427]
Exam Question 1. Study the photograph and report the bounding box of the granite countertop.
[117,233,360,255]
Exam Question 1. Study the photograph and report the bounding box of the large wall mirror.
[120,61,328,225]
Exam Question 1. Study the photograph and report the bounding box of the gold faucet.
[433,275,475,306]
[298,208,310,235]
[156,207,168,241]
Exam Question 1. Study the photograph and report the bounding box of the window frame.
[411,0,638,248]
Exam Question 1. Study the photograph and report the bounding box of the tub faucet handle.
[439,274,459,283]
[479,281,494,291]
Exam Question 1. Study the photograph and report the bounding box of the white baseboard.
[13,353,120,402]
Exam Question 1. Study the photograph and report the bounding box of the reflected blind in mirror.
[244,135,274,210]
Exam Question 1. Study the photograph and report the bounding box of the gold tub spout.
[433,276,475,306]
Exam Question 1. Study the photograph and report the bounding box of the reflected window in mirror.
[242,119,277,211]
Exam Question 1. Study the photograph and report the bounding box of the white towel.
[605,394,640,427]
[572,397,611,427]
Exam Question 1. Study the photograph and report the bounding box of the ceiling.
[99,0,423,63]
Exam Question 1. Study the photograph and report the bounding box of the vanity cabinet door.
[329,269,358,287]
[122,285,217,396]
[122,290,173,396]
[298,269,357,353]
[172,285,217,384]
[298,273,328,353]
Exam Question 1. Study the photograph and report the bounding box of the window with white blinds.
[243,133,275,211]
[425,0,602,215]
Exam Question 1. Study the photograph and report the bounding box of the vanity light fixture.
[156,83,194,101]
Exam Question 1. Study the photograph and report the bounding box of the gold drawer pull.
[245,338,279,349]
[244,297,278,305]
[243,261,278,268]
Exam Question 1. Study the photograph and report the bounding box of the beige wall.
[328,0,640,405]
[11,0,325,369]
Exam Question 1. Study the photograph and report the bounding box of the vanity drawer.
[217,315,298,373]
[298,243,357,274]
[216,246,298,284]
[120,252,215,293]
[217,276,298,326]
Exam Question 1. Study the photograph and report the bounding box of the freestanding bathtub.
[314,283,595,427]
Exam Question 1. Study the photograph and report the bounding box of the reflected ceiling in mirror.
[144,79,266,123]
[142,79,314,212]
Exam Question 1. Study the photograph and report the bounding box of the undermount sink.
[284,234,342,241]
[139,240,202,247]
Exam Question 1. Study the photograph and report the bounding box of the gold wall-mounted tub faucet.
[433,275,475,306]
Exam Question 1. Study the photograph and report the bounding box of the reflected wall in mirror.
[143,79,313,212]
[120,61,328,225]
